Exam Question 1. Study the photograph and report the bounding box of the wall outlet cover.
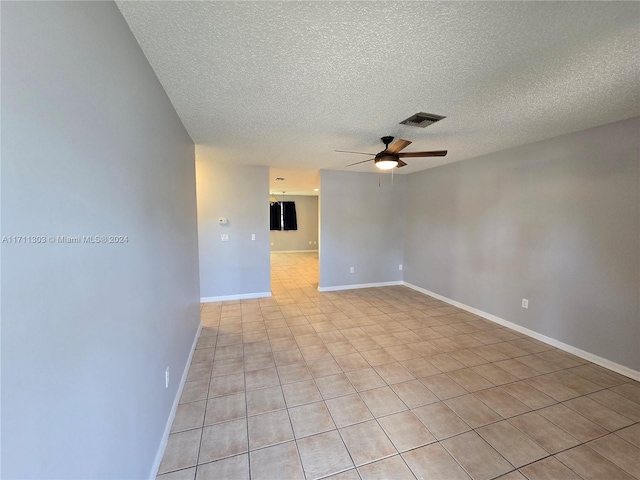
[522,298,529,309]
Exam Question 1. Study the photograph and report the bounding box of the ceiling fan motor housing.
[374,153,399,170]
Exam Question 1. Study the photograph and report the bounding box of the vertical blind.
[270,201,297,231]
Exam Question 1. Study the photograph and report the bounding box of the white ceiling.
[117,1,639,177]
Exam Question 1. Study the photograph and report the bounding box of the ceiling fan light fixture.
[375,154,398,170]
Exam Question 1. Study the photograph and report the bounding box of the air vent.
[400,112,446,128]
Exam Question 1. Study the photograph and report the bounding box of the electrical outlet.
[349,267,355,273]
[271,242,274,246]
[251,234,255,241]
[313,241,316,245]
[221,234,229,242]
[399,264,403,271]
[165,367,170,388]
[522,298,529,309]
[309,241,312,244]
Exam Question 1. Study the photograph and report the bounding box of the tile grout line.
[242,326,251,479]
[270,328,309,480]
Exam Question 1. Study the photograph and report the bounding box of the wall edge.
[149,322,203,479]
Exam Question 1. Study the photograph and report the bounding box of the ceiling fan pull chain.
[391,168,394,185]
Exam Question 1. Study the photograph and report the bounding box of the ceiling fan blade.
[396,160,408,168]
[398,150,448,158]
[345,158,375,167]
[335,149,375,156]
[386,139,412,154]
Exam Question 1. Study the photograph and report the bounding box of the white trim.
[149,322,202,479]
[271,250,318,253]
[200,291,271,303]
[318,281,403,292]
[403,282,640,381]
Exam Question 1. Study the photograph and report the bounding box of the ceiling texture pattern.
[117,1,639,175]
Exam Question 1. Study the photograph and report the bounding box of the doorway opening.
[268,168,320,293]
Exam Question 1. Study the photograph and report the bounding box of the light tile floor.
[158,252,640,480]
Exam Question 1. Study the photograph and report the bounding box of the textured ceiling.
[117,1,639,177]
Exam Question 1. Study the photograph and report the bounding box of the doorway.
[269,168,320,293]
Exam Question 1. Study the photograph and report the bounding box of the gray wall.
[270,195,319,252]
[1,2,201,479]
[405,116,640,371]
[319,170,405,289]
[196,159,271,298]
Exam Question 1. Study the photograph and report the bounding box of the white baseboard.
[271,250,318,253]
[149,322,202,479]
[318,281,403,293]
[403,282,640,382]
[200,291,271,303]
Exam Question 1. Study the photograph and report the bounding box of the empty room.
[2,2,639,480]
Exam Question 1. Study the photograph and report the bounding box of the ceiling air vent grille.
[400,112,446,128]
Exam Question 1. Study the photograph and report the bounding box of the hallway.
[271,252,319,294]
[158,253,640,480]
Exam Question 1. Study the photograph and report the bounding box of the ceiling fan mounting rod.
[381,136,394,150]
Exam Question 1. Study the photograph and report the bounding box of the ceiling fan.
[337,136,447,170]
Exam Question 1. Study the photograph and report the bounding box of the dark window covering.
[282,201,297,230]
[270,202,281,230]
